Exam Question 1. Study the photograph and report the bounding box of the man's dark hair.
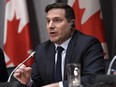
[45,3,75,21]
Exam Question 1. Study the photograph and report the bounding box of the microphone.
[107,55,116,75]
[7,51,36,82]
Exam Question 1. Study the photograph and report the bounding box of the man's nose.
[48,21,55,28]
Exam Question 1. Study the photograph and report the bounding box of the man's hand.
[13,64,32,85]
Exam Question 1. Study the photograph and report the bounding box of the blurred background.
[0,0,116,69]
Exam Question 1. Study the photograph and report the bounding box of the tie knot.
[57,46,64,53]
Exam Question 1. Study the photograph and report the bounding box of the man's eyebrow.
[46,17,50,21]
[46,17,62,20]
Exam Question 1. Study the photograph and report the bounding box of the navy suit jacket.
[0,48,8,82]
[31,30,105,87]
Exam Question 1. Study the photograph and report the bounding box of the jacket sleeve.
[80,37,105,86]
[0,48,8,82]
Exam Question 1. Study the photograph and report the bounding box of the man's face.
[46,8,73,45]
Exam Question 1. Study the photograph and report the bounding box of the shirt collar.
[55,37,72,51]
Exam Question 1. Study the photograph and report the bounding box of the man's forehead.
[47,8,65,18]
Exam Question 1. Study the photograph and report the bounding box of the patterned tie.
[54,46,64,82]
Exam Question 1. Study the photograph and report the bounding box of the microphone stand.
[107,55,116,75]
[7,51,36,82]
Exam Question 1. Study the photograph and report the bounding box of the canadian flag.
[4,0,34,67]
[68,0,109,59]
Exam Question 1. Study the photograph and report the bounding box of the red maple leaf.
[73,0,105,42]
[4,14,34,66]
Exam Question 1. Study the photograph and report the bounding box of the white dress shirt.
[55,38,71,87]
[55,37,71,80]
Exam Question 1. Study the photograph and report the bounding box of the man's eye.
[53,19,62,23]
[47,20,50,23]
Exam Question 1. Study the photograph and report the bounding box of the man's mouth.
[50,31,57,36]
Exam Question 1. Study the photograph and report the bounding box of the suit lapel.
[46,43,55,82]
[64,31,79,80]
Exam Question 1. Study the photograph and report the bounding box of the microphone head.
[31,51,36,57]
[29,51,36,58]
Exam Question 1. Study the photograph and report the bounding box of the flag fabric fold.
[4,0,34,67]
